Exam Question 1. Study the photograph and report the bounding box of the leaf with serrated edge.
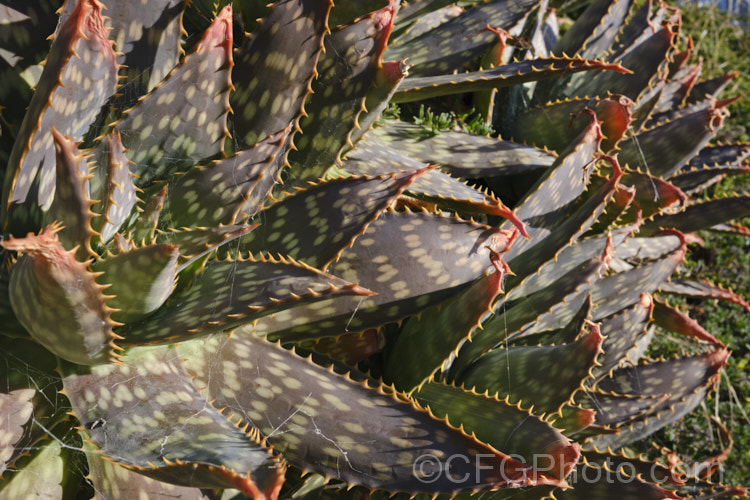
[288,2,396,184]
[179,335,566,494]
[553,463,679,499]
[238,171,427,269]
[92,244,180,324]
[392,58,628,103]
[231,0,331,147]
[411,382,580,480]
[457,326,604,414]
[369,123,557,178]
[247,211,516,342]
[63,346,284,498]
[640,195,750,236]
[3,0,118,216]
[44,130,95,260]
[658,279,750,315]
[342,141,523,223]
[91,133,137,244]
[554,0,633,60]
[155,225,258,271]
[117,254,373,345]
[2,226,116,365]
[108,6,233,186]
[163,127,290,228]
[385,264,507,392]
[385,0,541,77]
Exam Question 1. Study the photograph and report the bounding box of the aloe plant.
[0,0,748,498]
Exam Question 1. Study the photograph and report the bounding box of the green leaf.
[658,279,750,315]
[231,0,331,147]
[671,165,750,194]
[392,58,629,103]
[511,96,633,154]
[239,171,426,269]
[384,265,507,392]
[63,346,285,497]
[3,0,118,217]
[385,0,541,77]
[163,127,290,228]
[288,2,396,184]
[44,129,95,260]
[553,0,632,60]
[180,335,567,494]
[110,6,233,186]
[249,211,516,342]
[128,186,167,245]
[567,23,674,102]
[328,1,390,27]
[117,254,373,345]
[554,463,679,499]
[639,195,750,236]
[155,224,258,271]
[456,326,604,414]
[2,226,116,365]
[369,121,557,178]
[342,140,523,223]
[91,133,138,244]
[92,243,180,324]
[652,299,723,346]
[411,382,581,480]
[682,142,750,170]
[617,106,728,178]
[578,390,667,427]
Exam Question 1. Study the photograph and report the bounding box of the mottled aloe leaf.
[391,3,463,44]
[505,158,621,287]
[181,335,565,493]
[2,0,118,217]
[457,327,604,414]
[91,133,137,244]
[451,245,610,372]
[288,2,395,184]
[584,183,636,235]
[504,115,602,258]
[60,0,185,99]
[607,0,652,59]
[231,0,331,147]
[512,96,632,154]
[686,72,737,104]
[249,211,516,341]
[554,463,679,500]
[618,106,728,178]
[587,231,687,320]
[118,254,373,345]
[619,171,686,218]
[111,6,233,186]
[582,450,683,485]
[82,440,208,500]
[0,436,66,498]
[588,349,729,449]
[164,127,290,228]
[653,63,701,114]
[672,166,750,194]
[342,141,523,223]
[2,226,115,365]
[385,0,540,77]
[579,390,667,427]
[156,224,257,271]
[305,329,382,365]
[652,299,723,346]
[639,195,750,236]
[369,121,557,178]
[683,142,750,170]
[612,233,682,263]
[328,1,389,26]
[92,244,179,324]
[239,171,424,269]
[0,338,66,473]
[568,23,674,102]
[384,266,506,392]
[593,294,653,378]
[554,0,632,59]
[392,58,628,103]
[511,295,592,348]
[129,186,167,244]
[349,60,409,146]
[44,130,95,260]
[63,346,285,497]
[412,383,580,480]
[659,279,750,315]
